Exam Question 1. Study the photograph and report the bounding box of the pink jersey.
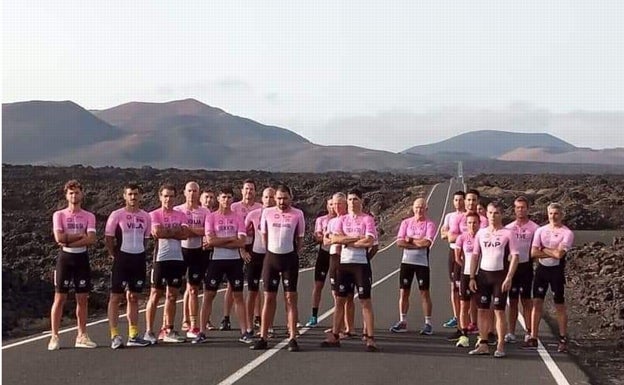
[315,214,332,252]
[456,232,478,275]
[505,219,539,263]
[326,215,343,255]
[260,206,305,254]
[52,208,96,253]
[232,201,262,245]
[397,217,437,266]
[105,208,151,254]
[150,208,188,262]
[174,204,210,249]
[473,227,519,272]
[532,225,574,267]
[335,213,377,264]
[245,207,266,254]
[205,211,246,260]
[443,211,463,249]
[450,212,488,238]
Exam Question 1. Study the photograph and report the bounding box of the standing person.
[175,182,210,338]
[199,188,217,330]
[251,185,305,352]
[200,189,218,212]
[48,180,97,351]
[244,187,276,333]
[193,187,252,344]
[390,198,437,335]
[321,189,378,352]
[468,202,519,358]
[526,203,574,353]
[504,196,539,344]
[440,191,466,329]
[219,180,262,331]
[305,198,335,327]
[453,212,480,348]
[105,184,152,349]
[143,184,189,344]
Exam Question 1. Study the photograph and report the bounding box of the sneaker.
[75,334,97,349]
[143,331,157,345]
[419,323,433,335]
[296,322,303,328]
[287,338,299,352]
[557,337,568,353]
[522,338,538,350]
[219,318,232,331]
[47,335,60,351]
[186,327,200,339]
[442,317,458,328]
[467,323,479,335]
[504,333,517,344]
[162,330,186,343]
[447,329,463,341]
[253,316,261,329]
[250,338,268,350]
[157,328,167,341]
[181,321,190,332]
[468,344,490,355]
[192,332,208,344]
[110,334,124,350]
[127,335,151,347]
[268,328,276,338]
[494,350,507,358]
[206,321,217,331]
[389,320,408,333]
[305,316,318,327]
[239,331,254,344]
[456,335,470,348]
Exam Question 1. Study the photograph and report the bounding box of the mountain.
[499,147,624,165]
[402,130,577,158]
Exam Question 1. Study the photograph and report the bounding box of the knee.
[127,292,139,304]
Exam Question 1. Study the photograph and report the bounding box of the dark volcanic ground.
[3,166,624,383]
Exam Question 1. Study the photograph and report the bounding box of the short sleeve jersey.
[150,208,188,262]
[326,215,343,255]
[315,214,332,252]
[205,211,246,260]
[245,208,266,254]
[260,207,305,254]
[396,217,437,266]
[456,232,477,275]
[105,208,151,254]
[450,213,488,238]
[174,204,209,249]
[531,225,574,267]
[335,213,378,264]
[505,219,539,263]
[473,227,518,272]
[52,208,96,254]
[232,201,262,245]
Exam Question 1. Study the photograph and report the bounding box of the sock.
[424,316,432,325]
[110,327,119,339]
[128,325,139,339]
[400,313,407,322]
[312,307,319,318]
[190,316,197,328]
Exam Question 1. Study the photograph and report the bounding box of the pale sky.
[3,1,624,152]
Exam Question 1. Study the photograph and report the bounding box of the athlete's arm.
[454,247,464,267]
[66,231,96,247]
[105,236,116,258]
[531,246,565,259]
[350,235,374,248]
[331,234,361,245]
[206,234,243,248]
[295,235,304,255]
[502,253,519,292]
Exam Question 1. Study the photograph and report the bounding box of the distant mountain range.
[3,99,623,173]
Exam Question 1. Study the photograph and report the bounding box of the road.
[2,179,590,385]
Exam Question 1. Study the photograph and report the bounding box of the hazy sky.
[4,1,624,152]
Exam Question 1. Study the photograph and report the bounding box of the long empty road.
[2,179,590,385]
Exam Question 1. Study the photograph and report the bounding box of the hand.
[241,251,251,263]
[501,277,512,292]
[469,278,478,292]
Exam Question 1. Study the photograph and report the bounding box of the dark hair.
[514,196,529,206]
[124,183,142,193]
[487,201,503,211]
[64,180,82,192]
[466,189,480,198]
[465,212,481,222]
[242,179,256,189]
[275,184,292,196]
[159,184,176,195]
[219,186,235,196]
[201,188,215,195]
[347,189,363,199]
[453,190,466,198]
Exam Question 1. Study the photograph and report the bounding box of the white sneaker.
[110,334,124,349]
[163,330,186,343]
[48,335,60,351]
[504,333,517,343]
[75,334,97,348]
[524,334,532,343]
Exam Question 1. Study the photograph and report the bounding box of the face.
[465,193,479,212]
[160,188,176,210]
[241,182,256,201]
[514,200,528,220]
[466,215,480,234]
[276,190,291,211]
[333,198,347,215]
[412,199,426,218]
[548,208,563,225]
[218,193,234,210]
[486,204,502,225]
[477,204,486,216]
[326,199,334,214]
[124,188,141,208]
[66,188,83,205]
[453,194,465,211]
[184,183,200,204]
[262,188,276,207]
[200,192,216,209]
[347,194,362,213]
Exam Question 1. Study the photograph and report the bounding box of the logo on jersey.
[283,279,290,286]
[210,279,217,285]
[493,297,500,305]
[403,278,409,285]
[480,295,488,304]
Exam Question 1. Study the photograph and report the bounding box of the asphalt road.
[2,179,591,385]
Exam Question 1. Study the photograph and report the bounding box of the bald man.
[390,198,437,335]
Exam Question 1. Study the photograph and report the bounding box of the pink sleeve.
[425,220,436,241]
[244,212,253,229]
[473,232,481,256]
[150,211,161,230]
[259,210,268,234]
[178,211,189,227]
[365,216,378,239]
[443,214,450,227]
[87,212,96,233]
[237,215,247,237]
[204,213,214,236]
[396,219,408,240]
[508,232,520,255]
[334,216,345,235]
[561,229,574,251]
[104,211,118,236]
[297,211,305,237]
[456,234,464,249]
[144,213,152,238]
[531,227,543,249]
[314,217,322,233]
[52,211,63,232]
[449,215,461,235]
